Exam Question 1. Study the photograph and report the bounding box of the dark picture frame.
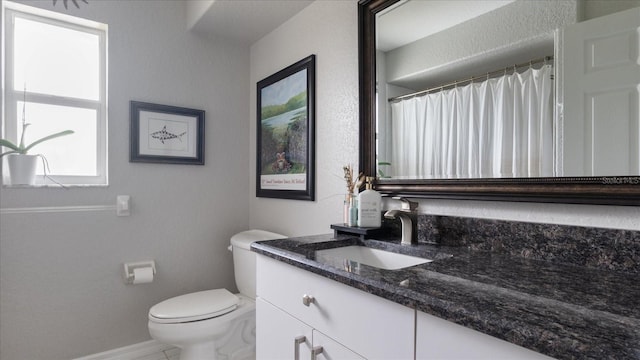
[130,101,205,165]
[256,55,316,201]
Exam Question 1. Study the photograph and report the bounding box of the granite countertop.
[251,234,640,360]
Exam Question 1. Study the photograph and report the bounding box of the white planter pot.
[7,154,38,185]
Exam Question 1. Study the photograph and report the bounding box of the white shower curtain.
[389,65,554,179]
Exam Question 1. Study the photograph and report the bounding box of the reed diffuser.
[342,165,363,225]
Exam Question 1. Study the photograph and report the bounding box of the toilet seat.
[149,289,239,324]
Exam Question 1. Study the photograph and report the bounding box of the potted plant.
[1,120,73,186]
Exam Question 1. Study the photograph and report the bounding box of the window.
[3,2,107,186]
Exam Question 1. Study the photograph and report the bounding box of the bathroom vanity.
[252,230,640,359]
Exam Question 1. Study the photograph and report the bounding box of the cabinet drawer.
[257,255,414,359]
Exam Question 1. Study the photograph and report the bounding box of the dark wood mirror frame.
[358,0,640,206]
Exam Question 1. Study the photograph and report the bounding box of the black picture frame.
[130,101,205,165]
[256,55,316,201]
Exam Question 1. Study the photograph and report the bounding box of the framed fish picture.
[130,101,205,165]
[256,55,315,201]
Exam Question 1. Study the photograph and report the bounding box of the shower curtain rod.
[389,55,554,103]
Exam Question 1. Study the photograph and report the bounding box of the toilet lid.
[149,289,239,324]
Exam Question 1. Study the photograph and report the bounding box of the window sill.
[2,183,109,188]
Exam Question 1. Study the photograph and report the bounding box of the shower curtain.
[389,65,554,179]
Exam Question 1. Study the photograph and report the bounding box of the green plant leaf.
[0,138,20,151]
[0,139,22,157]
[23,130,74,153]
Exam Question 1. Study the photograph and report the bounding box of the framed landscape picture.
[256,55,315,201]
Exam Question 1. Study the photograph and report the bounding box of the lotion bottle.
[347,194,358,226]
[357,177,381,227]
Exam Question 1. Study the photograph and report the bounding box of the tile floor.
[132,347,179,360]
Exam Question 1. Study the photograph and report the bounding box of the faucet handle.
[392,197,418,211]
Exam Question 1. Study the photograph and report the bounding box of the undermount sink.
[315,245,432,270]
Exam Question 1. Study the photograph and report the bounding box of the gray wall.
[0,1,250,359]
[249,0,361,236]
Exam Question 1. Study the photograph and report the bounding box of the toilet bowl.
[148,230,285,360]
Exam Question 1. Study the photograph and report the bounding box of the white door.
[256,298,312,360]
[560,7,640,176]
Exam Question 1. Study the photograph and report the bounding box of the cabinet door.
[416,311,554,359]
[256,298,312,360]
[312,330,366,360]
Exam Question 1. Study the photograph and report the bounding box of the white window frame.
[2,2,108,186]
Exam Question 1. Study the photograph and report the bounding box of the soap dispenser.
[357,177,382,227]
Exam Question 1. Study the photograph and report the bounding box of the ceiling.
[189,0,515,49]
[189,0,315,45]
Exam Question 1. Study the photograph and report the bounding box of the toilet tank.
[230,230,286,299]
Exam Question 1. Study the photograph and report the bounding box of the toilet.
[148,229,285,360]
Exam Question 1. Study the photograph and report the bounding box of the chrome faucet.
[384,197,418,245]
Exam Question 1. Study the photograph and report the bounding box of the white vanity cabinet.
[415,311,554,359]
[256,255,414,359]
[257,254,554,359]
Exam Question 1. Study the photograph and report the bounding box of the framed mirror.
[359,0,640,205]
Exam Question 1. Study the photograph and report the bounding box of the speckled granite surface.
[251,233,640,360]
[415,215,640,274]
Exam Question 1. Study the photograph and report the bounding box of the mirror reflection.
[375,0,640,180]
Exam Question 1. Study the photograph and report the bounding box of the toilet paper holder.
[124,260,156,284]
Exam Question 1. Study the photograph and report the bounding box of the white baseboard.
[73,340,176,360]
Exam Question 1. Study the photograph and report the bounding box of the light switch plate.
[117,195,130,216]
